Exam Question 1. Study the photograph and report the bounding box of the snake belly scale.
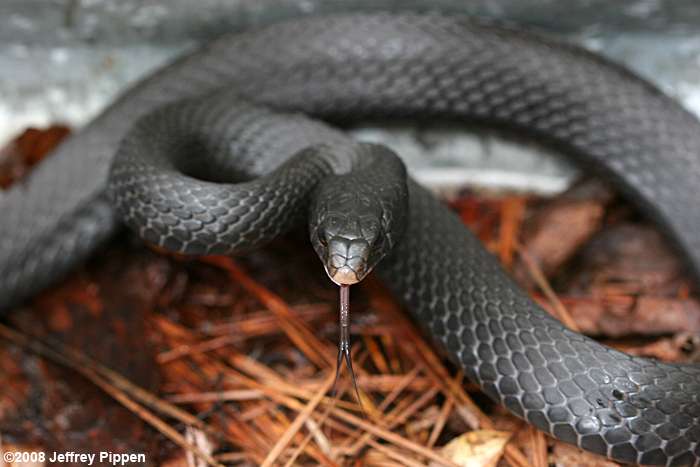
[1,13,700,466]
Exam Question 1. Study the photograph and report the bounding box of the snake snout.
[325,236,371,285]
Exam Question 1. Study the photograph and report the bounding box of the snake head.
[309,144,408,285]
[312,197,382,285]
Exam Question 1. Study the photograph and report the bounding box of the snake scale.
[1,13,700,466]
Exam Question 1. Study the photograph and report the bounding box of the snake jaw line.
[326,266,362,285]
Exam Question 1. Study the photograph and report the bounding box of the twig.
[517,243,580,332]
[260,372,336,467]
[201,256,334,368]
[499,196,527,268]
[528,426,548,467]
[427,391,454,448]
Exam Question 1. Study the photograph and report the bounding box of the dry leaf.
[434,430,511,467]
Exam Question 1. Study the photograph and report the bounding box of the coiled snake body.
[1,14,700,466]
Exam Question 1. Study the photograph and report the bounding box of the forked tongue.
[331,284,366,416]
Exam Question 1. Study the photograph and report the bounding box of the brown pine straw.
[158,303,332,363]
[0,250,543,466]
[0,323,223,467]
[201,256,334,368]
[516,241,581,332]
[282,397,338,467]
[153,278,463,465]
[528,425,549,467]
[499,196,527,268]
[0,197,575,466]
[260,372,336,467]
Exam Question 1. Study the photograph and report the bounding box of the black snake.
[1,13,700,466]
